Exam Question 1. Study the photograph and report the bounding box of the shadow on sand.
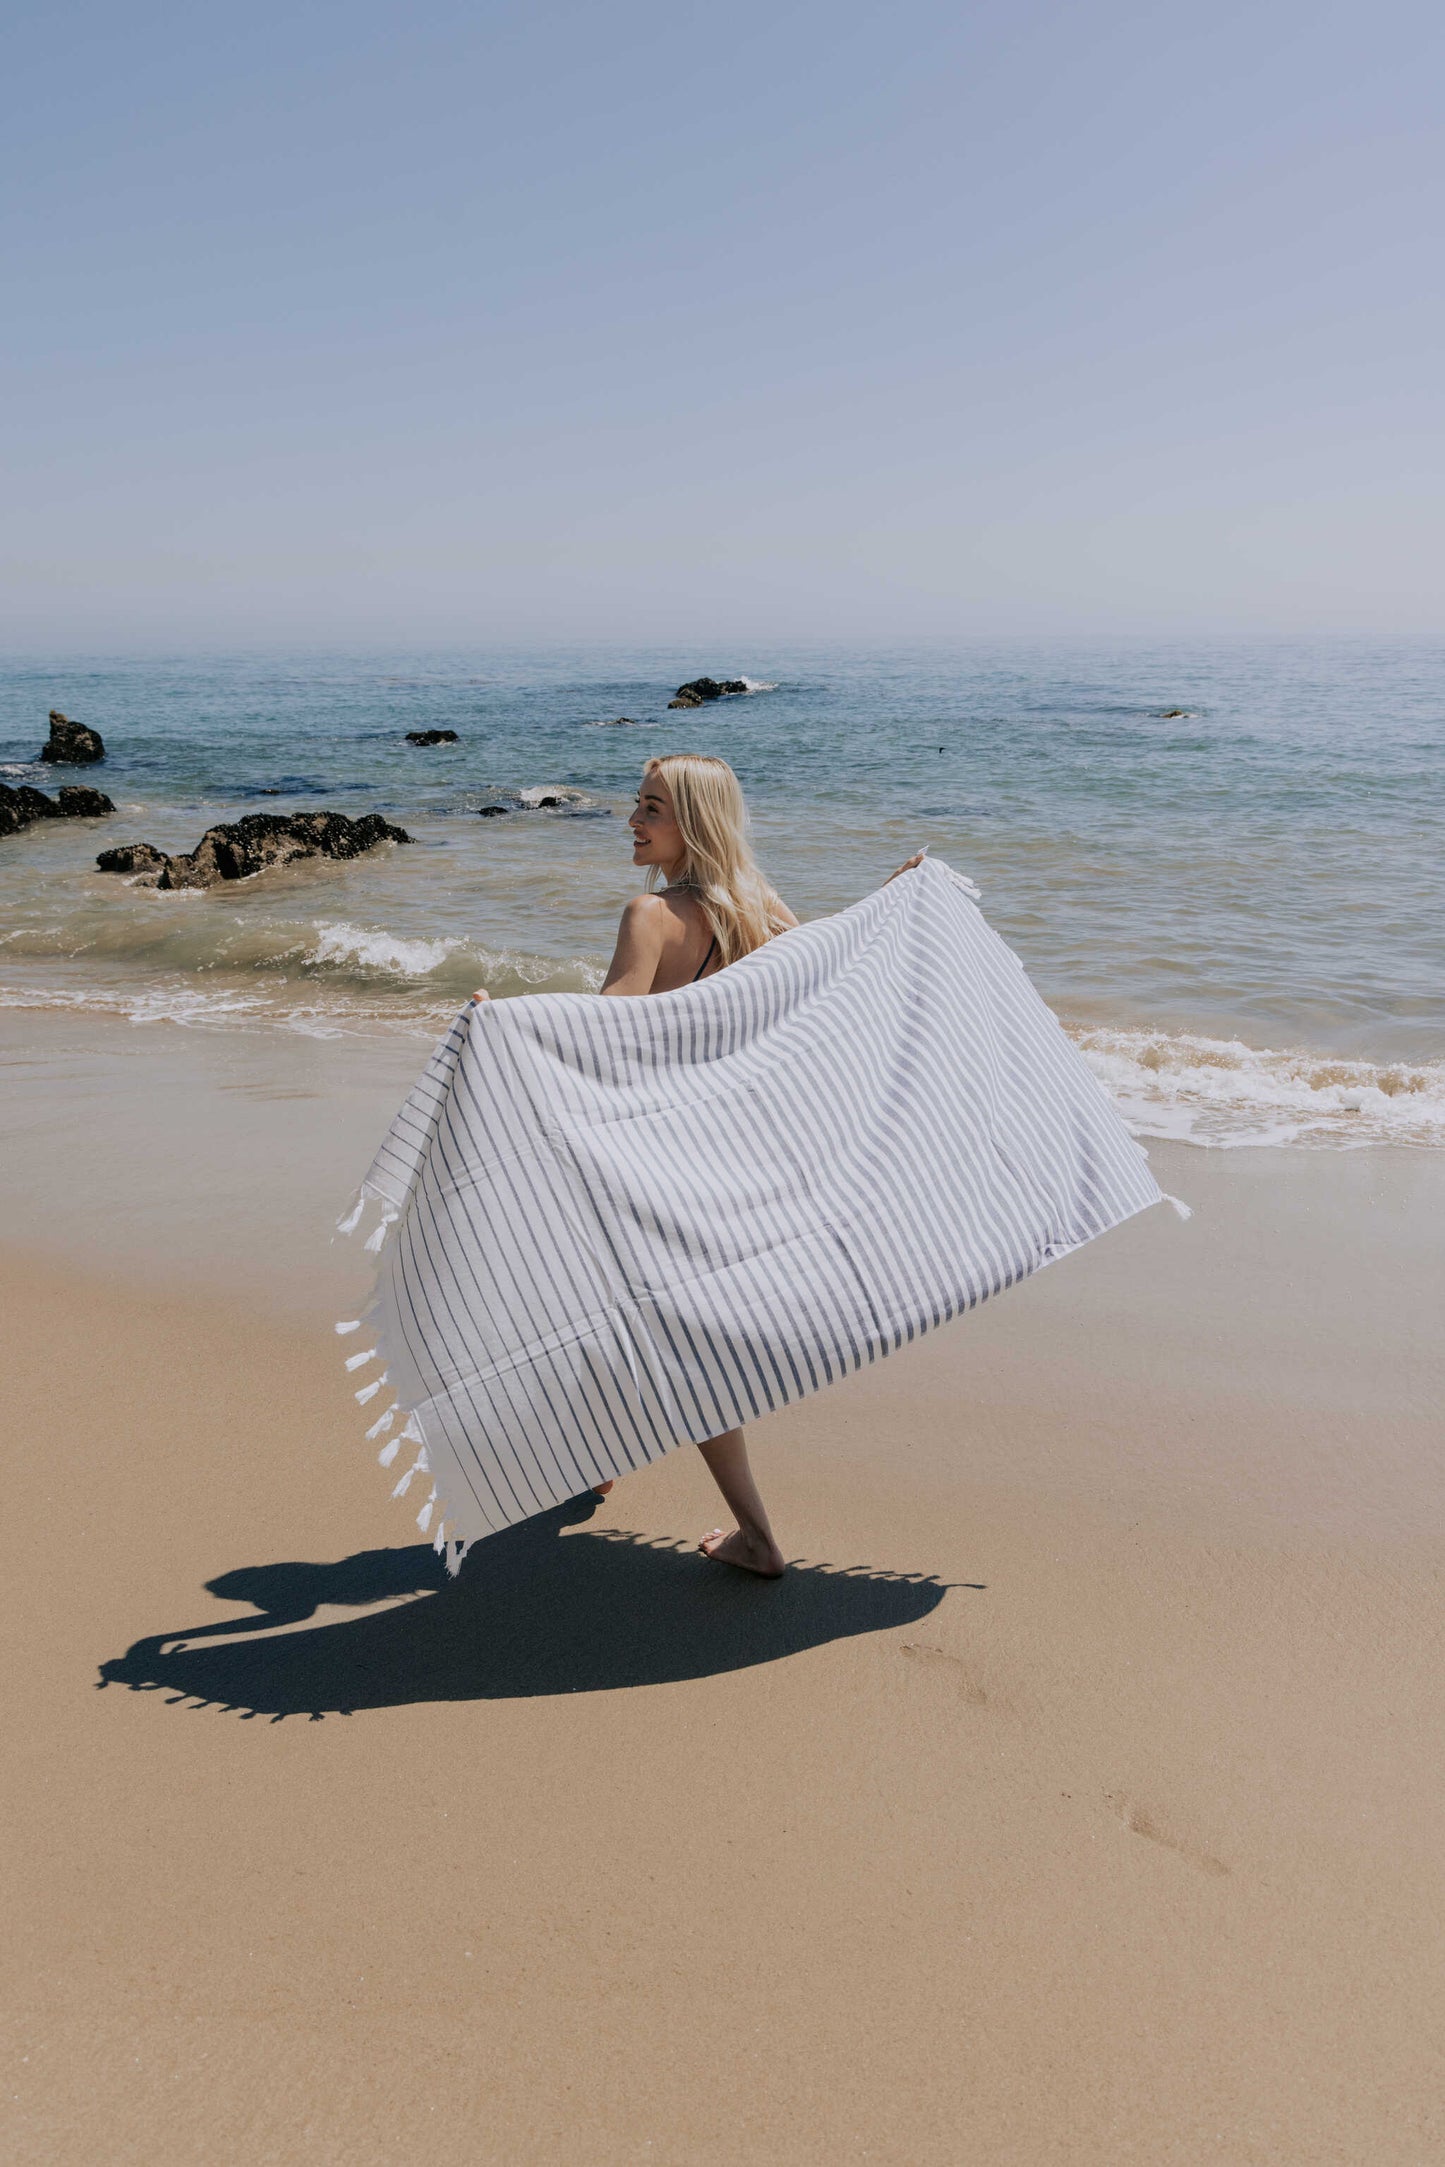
[97,1495,959,1721]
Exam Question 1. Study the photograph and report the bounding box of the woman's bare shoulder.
[618,891,668,926]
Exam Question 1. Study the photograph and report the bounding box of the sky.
[3,0,1442,648]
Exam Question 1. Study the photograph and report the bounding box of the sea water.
[1,641,1441,1147]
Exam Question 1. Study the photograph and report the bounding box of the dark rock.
[96,810,411,889]
[1158,708,1191,719]
[38,710,105,763]
[667,677,748,709]
[405,730,459,746]
[591,716,639,727]
[97,841,170,878]
[476,805,510,817]
[0,781,114,838]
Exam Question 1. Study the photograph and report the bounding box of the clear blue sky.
[3,0,1441,647]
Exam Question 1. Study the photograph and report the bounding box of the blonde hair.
[642,753,788,965]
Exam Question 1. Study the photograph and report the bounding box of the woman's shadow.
[98,1496,957,1721]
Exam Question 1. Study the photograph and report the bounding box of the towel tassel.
[392,1447,430,1499]
[1160,1191,1193,1221]
[364,1206,400,1255]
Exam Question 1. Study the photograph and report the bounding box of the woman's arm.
[600,894,667,996]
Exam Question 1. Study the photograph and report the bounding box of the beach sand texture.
[4,1015,1443,2164]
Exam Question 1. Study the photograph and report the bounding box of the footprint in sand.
[1104,1791,1229,1876]
[900,1641,1003,1709]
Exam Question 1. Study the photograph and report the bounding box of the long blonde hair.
[643,753,788,965]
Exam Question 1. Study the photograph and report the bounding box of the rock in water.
[96,810,410,889]
[58,786,115,817]
[405,729,459,745]
[38,710,106,763]
[96,841,171,878]
[667,677,749,710]
[0,782,115,838]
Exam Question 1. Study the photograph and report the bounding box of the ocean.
[2,641,1441,1148]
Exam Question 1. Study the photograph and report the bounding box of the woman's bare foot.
[699,1526,786,1577]
[593,1480,614,1497]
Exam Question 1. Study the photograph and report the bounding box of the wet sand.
[4,1011,1443,2163]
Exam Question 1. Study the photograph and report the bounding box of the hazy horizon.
[5,0,1442,650]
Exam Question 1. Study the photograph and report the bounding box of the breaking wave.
[1073,1026,1445,1148]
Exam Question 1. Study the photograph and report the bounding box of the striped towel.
[338,856,1168,1567]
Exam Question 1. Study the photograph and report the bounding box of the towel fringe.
[1160,1191,1193,1221]
[391,1447,430,1499]
[364,1205,400,1255]
[335,1303,465,1572]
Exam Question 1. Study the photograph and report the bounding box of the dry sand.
[3,1012,1444,2163]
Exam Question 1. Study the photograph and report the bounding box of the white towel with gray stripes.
[338,856,1170,1568]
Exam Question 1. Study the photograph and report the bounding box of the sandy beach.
[4,1009,1443,2164]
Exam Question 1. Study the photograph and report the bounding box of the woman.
[475,754,799,1577]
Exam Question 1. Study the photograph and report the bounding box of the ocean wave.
[305,922,463,976]
[740,679,777,693]
[0,902,606,990]
[1073,1027,1445,1148]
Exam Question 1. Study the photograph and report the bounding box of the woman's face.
[628,770,685,877]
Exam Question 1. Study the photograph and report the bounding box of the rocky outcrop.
[38,710,106,763]
[405,729,459,745]
[0,782,115,839]
[96,810,410,890]
[667,678,748,710]
[590,716,639,727]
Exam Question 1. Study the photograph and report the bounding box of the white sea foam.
[1073,1027,1445,1148]
[0,981,275,1028]
[740,678,777,693]
[305,921,462,976]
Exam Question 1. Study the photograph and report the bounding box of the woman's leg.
[696,1428,786,1577]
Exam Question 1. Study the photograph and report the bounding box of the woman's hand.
[470,988,491,1005]
[884,852,926,884]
